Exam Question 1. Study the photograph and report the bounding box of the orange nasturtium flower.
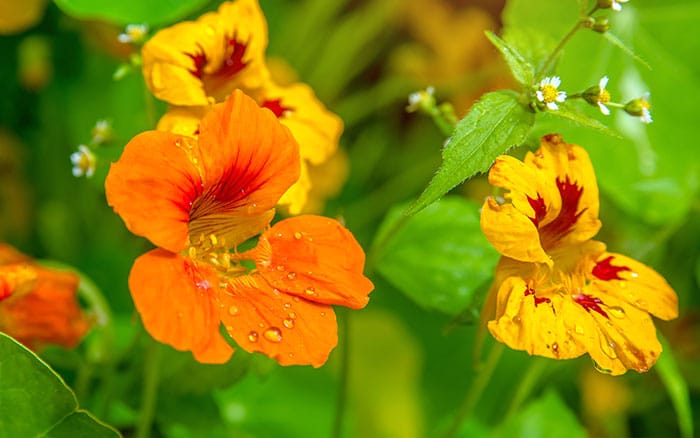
[0,244,90,350]
[480,134,678,375]
[105,90,373,366]
[142,0,342,214]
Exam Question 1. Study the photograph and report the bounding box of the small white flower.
[536,76,567,110]
[624,92,652,124]
[611,0,629,12]
[71,145,96,178]
[118,24,149,44]
[596,76,611,115]
[407,86,435,112]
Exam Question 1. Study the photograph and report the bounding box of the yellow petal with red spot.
[129,249,233,363]
[220,274,337,367]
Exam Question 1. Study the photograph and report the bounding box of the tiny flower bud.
[597,0,629,12]
[591,17,611,33]
[406,86,436,113]
[91,119,113,145]
[582,76,612,115]
[624,93,652,124]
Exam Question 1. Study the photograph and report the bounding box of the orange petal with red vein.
[105,132,202,253]
[220,274,337,367]
[129,249,233,364]
[194,89,300,219]
[248,215,373,309]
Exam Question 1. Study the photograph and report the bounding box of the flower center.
[541,84,559,103]
[598,89,611,104]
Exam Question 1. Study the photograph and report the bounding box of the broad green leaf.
[0,333,119,437]
[495,389,586,438]
[656,335,694,438]
[375,197,499,315]
[407,91,535,216]
[501,27,557,76]
[548,103,621,138]
[485,30,534,86]
[53,0,210,27]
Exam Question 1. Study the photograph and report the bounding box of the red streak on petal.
[187,52,207,79]
[215,37,248,78]
[527,195,547,226]
[574,293,608,318]
[524,286,551,307]
[592,256,631,281]
[261,99,293,118]
[540,176,585,246]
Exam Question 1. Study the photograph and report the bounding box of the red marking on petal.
[216,37,248,78]
[524,286,551,307]
[261,99,292,118]
[187,52,207,79]
[574,293,608,318]
[592,256,631,281]
[527,195,547,226]
[540,176,585,245]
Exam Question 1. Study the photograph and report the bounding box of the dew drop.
[592,360,613,374]
[264,327,283,343]
[635,299,647,308]
[320,312,326,317]
[294,232,302,240]
[511,315,521,324]
[600,339,618,359]
[228,306,239,316]
[283,318,295,329]
[272,288,281,296]
[293,297,300,303]
[304,287,315,296]
[175,139,182,147]
[608,306,626,319]
[283,303,291,309]
[204,25,215,36]
[258,322,264,328]
[288,312,297,319]
[575,325,584,335]
[276,232,283,238]
[287,272,297,280]
[247,331,258,343]
[551,342,559,355]
[630,272,639,278]
[276,265,285,271]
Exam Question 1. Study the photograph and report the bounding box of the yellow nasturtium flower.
[141,0,343,214]
[480,134,678,375]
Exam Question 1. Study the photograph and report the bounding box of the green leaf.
[53,0,210,27]
[501,27,558,75]
[656,335,694,438]
[375,197,499,315]
[495,389,586,438]
[0,333,119,437]
[548,103,621,138]
[407,91,535,216]
[485,31,534,86]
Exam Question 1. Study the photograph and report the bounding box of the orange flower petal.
[129,249,233,363]
[589,251,678,321]
[0,243,31,264]
[248,216,373,309]
[1,267,89,350]
[220,275,337,367]
[0,263,36,300]
[193,90,300,224]
[105,131,201,253]
[480,198,550,265]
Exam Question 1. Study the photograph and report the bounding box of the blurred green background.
[0,0,698,437]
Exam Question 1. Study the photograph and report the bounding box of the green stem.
[504,358,549,419]
[332,309,351,438]
[136,339,162,438]
[444,343,505,438]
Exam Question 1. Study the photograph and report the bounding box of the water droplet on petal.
[287,272,297,280]
[593,360,612,374]
[288,312,296,319]
[276,265,285,271]
[276,232,283,238]
[293,297,300,303]
[283,303,291,309]
[248,331,258,343]
[283,318,295,329]
[304,287,315,296]
[635,299,647,308]
[575,325,584,335]
[205,25,215,36]
[630,272,639,278]
[320,312,326,317]
[608,306,625,318]
[272,288,281,296]
[551,342,559,356]
[228,306,239,316]
[600,338,618,359]
[294,232,302,240]
[511,315,521,324]
[264,327,283,343]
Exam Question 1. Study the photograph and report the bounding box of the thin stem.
[444,343,505,438]
[504,358,549,419]
[332,309,351,438]
[136,339,162,438]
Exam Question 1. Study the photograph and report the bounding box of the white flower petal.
[536,90,545,102]
[547,102,559,110]
[551,76,562,87]
[598,103,610,115]
[599,76,609,90]
[556,91,567,102]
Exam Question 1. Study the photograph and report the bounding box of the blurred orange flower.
[0,244,90,350]
[0,0,47,35]
[481,134,678,375]
[142,0,342,214]
[105,90,372,366]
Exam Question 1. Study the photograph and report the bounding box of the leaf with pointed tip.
[485,31,535,86]
[406,91,534,216]
[656,335,694,438]
[0,333,119,438]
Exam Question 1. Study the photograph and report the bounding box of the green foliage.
[407,91,535,216]
[656,335,694,438]
[53,0,210,26]
[375,197,499,315]
[548,103,620,138]
[0,333,118,437]
[494,389,586,438]
[485,31,534,86]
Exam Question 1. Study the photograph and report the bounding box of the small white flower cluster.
[118,24,149,44]
[71,145,96,178]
